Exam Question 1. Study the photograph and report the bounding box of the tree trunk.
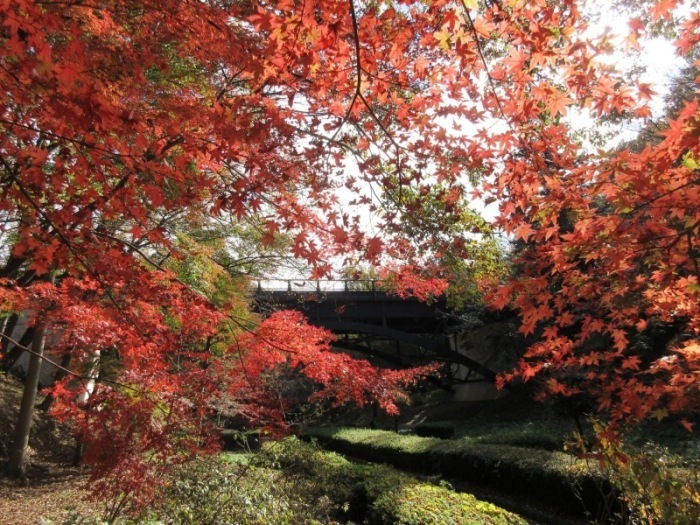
[5,317,48,480]
[1,325,35,372]
[0,313,19,357]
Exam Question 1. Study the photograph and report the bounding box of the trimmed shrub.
[55,438,528,524]
[262,437,528,525]
[304,426,611,518]
[371,483,525,525]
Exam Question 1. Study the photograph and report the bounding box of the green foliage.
[219,429,262,451]
[53,448,332,524]
[371,483,524,525]
[305,427,608,517]
[132,453,328,524]
[258,436,360,506]
[262,437,527,525]
[381,178,509,308]
[588,422,700,525]
[468,425,563,451]
[60,428,693,525]
[63,438,522,524]
[442,234,510,309]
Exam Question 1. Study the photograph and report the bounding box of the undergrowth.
[50,438,526,524]
[578,421,700,525]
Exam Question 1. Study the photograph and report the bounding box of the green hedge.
[56,438,528,524]
[370,483,527,525]
[304,427,613,518]
[263,438,528,525]
[414,421,455,439]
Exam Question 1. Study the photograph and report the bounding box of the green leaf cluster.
[305,426,608,517]
[259,437,528,525]
[592,425,700,525]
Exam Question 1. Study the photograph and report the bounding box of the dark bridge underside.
[321,321,497,382]
[253,289,497,383]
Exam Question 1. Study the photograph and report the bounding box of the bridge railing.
[252,279,384,293]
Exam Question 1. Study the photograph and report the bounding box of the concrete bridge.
[252,279,500,388]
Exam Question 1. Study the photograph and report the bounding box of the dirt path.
[0,464,95,525]
[0,374,99,524]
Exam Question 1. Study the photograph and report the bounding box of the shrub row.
[52,438,526,524]
[303,427,613,518]
[263,437,528,525]
[370,482,527,525]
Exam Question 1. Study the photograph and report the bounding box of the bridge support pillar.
[450,337,498,402]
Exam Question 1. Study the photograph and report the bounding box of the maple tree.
[472,1,700,432]
[0,0,474,502]
[0,0,699,513]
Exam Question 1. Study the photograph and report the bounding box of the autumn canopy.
[0,0,699,507]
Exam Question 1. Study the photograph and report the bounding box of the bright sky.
[568,0,693,146]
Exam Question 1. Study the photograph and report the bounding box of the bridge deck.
[253,280,448,335]
[252,279,497,382]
